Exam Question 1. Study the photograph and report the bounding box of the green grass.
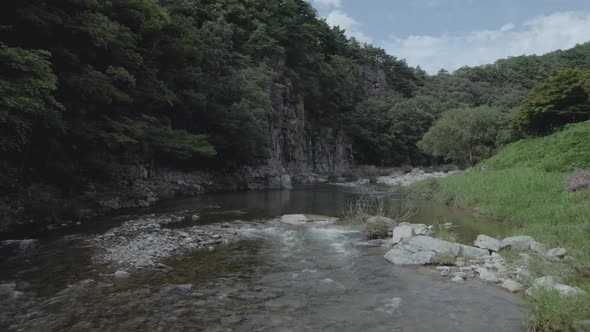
[484,121,590,172]
[410,120,590,331]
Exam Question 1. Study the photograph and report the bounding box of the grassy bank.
[410,121,590,331]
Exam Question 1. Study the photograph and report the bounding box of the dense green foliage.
[515,69,590,135]
[411,120,590,330]
[418,106,515,166]
[348,42,590,166]
[0,0,422,188]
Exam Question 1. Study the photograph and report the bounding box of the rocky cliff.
[0,61,388,233]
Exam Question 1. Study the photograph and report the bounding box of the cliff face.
[0,61,389,233]
[266,73,354,182]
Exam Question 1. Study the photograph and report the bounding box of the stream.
[0,184,524,331]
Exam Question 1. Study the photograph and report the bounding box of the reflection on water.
[0,184,524,331]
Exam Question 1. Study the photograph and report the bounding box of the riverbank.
[407,122,590,331]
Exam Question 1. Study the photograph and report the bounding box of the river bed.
[0,184,524,331]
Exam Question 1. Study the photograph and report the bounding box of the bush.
[362,221,390,240]
[418,106,513,166]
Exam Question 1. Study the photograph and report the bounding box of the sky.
[310,0,590,74]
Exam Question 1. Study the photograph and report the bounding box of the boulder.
[280,214,308,225]
[114,270,130,279]
[391,224,415,245]
[453,272,467,280]
[460,244,491,258]
[500,236,537,251]
[384,236,460,265]
[501,279,524,293]
[546,247,567,259]
[474,235,501,252]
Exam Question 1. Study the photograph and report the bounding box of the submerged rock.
[280,214,308,225]
[451,276,465,283]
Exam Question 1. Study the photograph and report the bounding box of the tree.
[0,44,63,176]
[418,106,511,166]
[515,68,590,135]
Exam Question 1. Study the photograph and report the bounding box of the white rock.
[546,247,567,259]
[453,272,467,280]
[411,224,430,236]
[460,244,491,258]
[500,236,536,251]
[114,270,130,279]
[280,214,308,225]
[385,236,461,265]
[391,224,415,245]
[384,249,438,265]
[440,270,450,277]
[476,267,500,283]
[474,235,501,252]
[501,279,524,293]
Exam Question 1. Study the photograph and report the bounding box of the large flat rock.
[385,236,490,265]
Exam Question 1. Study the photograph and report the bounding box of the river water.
[0,184,524,331]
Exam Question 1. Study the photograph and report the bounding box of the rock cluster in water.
[89,214,244,271]
[383,222,586,297]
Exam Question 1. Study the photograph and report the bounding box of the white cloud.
[383,11,590,74]
[326,10,373,44]
[313,0,342,8]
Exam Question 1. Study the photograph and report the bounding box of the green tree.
[515,68,590,135]
[418,106,511,166]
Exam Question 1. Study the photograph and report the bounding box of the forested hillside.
[0,0,422,183]
[351,41,590,166]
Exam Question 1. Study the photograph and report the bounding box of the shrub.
[362,221,390,239]
[566,169,590,192]
[418,106,513,166]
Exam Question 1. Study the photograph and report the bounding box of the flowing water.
[0,184,524,331]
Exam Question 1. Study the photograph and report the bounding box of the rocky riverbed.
[381,221,586,297]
